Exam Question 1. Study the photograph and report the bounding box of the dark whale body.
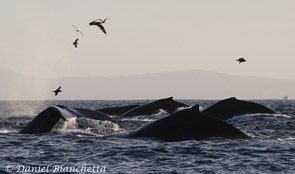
[120,97,189,117]
[202,97,275,120]
[128,105,249,142]
[20,105,116,134]
[97,105,140,116]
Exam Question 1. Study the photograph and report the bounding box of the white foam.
[83,119,120,134]
[154,109,168,115]
[175,106,191,112]
[0,129,13,133]
[272,113,292,118]
[57,117,120,135]
[277,137,295,141]
[227,113,292,121]
[121,117,155,122]
[59,117,79,133]
[227,114,260,121]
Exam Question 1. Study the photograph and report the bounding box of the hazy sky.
[1,0,295,79]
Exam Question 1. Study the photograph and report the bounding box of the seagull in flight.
[89,20,107,34]
[236,57,247,64]
[53,86,62,96]
[72,25,84,36]
[73,38,79,48]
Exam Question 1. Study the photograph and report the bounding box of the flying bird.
[53,86,62,96]
[72,25,84,36]
[89,20,107,34]
[73,38,79,48]
[236,57,246,64]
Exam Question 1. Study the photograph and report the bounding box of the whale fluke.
[202,97,275,120]
[128,105,250,141]
[120,97,189,117]
[20,105,116,134]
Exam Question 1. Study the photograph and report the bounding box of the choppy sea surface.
[0,100,294,173]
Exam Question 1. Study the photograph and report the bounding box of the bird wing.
[103,17,110,23]
[78,30,84,36]
[58,86,61,90]
[98,25,107,34]
[100,17,110,23]
[72,25,78,30]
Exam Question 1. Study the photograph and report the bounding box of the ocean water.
[0,100,294,173]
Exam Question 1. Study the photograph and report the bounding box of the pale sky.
[1,0,295,80]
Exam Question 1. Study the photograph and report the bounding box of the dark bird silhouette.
[89,20,107,34]
[73,38,79,48]
[53,86,62,96]
[236,57,246,64]
[72,25,84,36]
[97,17,110,24]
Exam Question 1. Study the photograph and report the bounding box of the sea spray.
[59,117,79,133]
[58,117,120,135]
[82,119,120,134]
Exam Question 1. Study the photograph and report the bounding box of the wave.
[228,113,292,121]
[277,137,295,141]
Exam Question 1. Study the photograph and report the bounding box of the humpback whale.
[97,104,140,116]
[202,97,275,120]
[128,105,250,142]
[120,97,189,117]
[20,105,116,134]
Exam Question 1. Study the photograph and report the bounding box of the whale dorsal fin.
[191,104,200,112]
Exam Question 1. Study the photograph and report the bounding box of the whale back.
[70,108,117,123]
[128,105,249,141]
[202,97,275,120]
[120,97,189,117]
[97,104,140,116]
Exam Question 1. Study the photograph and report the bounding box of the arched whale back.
[20,105,116,134]
[202,97,275,120]
[70,108,117,123]
[97,105,140,116]
[128,105,249,142]
[120,97,189,117]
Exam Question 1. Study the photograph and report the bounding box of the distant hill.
[1,69,294,100]
[57,70,295,100]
